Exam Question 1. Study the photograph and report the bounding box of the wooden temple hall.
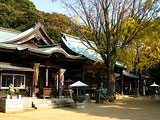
[0,22,87,98]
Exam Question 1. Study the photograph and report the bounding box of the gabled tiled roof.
[5,27,35,43]
[0,27,20,42]
[0,22,54,45]
[0,27,21,34]
[61,33,103,62]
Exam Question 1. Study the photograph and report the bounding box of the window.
[1,73,25,89]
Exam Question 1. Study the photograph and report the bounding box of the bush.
[1,90,7,96]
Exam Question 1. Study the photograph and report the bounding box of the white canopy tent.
[150,82,159,100]
[150,82,159,87]
[69,81,88,95]
[69,81,88,87]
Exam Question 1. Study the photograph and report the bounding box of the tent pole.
[77,88,78,95]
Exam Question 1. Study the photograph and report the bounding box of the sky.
[29,0,68,15]
[29,0,160,18]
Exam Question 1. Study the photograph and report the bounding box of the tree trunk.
[105,56,115,102]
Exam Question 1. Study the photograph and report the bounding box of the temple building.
[0,22,86,98]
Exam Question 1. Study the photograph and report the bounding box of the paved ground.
[0,96,160,120]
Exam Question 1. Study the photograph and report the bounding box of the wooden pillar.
[58,68,61,97]
[82,66,85,81]
[32,63,40,97]
[27,72,32,97]
[32,75,35,97]
[120,70,123,95]
[40,69,43,89]
[53,73,58,92]
[46,68,48,87]
[32,68,35,97]
[0,72,1,88]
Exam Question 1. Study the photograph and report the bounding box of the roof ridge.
[0,27,21,34]
[61,33,80,40]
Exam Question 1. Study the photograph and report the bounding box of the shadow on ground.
[60,97,160,120]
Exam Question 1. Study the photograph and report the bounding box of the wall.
[0,98,24,113]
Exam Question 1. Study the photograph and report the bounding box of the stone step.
[32,98,74,108]
[33,100,52,105]
[52,102,73,108]
[32,100,52,108]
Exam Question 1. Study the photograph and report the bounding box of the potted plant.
[8,83,15,99]
[1,89,15,99]
[15,89,21,99]
[7,89,15,99]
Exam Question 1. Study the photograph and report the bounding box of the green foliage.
[136,19,160,72]
[0,0,41,30]
[7,89,15,96]
[1,90,7,96]
[40,12,81,43]
[15,88,21,95]
[1,89,15,96]
[83,60,107,86]
[117,19,160,73]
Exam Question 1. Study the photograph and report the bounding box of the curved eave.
[2,22,53,45]
[0,42,85,60]
[0,67,34,72]
[18,46,83,60]
[32,47,83,60]
[0,62,34,72]
[61,33,103,62]
[19,48,50,58]
[0,27,21,34]
[48,47,84,60]
[0,43,17,52]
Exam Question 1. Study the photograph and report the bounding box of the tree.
[40,12,79,43]
[118,19,160,73]
[0,0,41,30]
[83,60,107,87]
[52,0,160,101]
[135,19,160,72]
[117,19,160,95]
